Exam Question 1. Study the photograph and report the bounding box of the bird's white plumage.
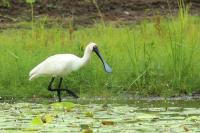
[29,42,96,80]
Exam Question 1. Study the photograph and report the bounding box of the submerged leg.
[57,77,63,102]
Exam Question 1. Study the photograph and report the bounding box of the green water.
[0,100,200,132]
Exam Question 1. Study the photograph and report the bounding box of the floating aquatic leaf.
[182,108,200,115]
[46,114,54,123]
[62,102,75,108]
[31,114,54,125]
[22,128,40,131]
[82,128,93,133]
[41,114,54,123]
[102,104,109,109]
[2,102,200,132]
[186,116,200,122]
[183,125,190,131]
[80,124,90,129]
[135,113,159,121]
[31,116,43,125]
[102,120,114,125]
[51,102,75,110]
[85,112,94,117]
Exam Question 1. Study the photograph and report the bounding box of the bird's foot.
[64,87,79,99]
[48,88,79,99]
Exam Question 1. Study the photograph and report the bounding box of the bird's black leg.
[47,77,78,100]
[64,87,79,98]
[48,77,62,102]
[48,77,55,91]
[57,77,63,102]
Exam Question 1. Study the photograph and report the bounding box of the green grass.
[0,14,200,99]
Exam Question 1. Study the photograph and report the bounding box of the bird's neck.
[80,48,92,66]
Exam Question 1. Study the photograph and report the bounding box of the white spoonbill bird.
[29,42,112,102]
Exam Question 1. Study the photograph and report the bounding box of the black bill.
[93,46,112,73]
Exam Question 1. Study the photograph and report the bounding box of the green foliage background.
[0,5,200,99]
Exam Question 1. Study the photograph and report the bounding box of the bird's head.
[87,42,97,52]
[86,42,112,73]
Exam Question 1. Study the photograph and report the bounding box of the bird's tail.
[29,74,39,81]
[29,64,42,80]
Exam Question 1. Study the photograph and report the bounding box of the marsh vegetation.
[1,13,200,99]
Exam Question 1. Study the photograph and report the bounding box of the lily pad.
[102,120,114,125]
[41,114,54,123]
[31,116,43,125]
[82,128,93,133]
[1,101,200,132]
[135,113,159,121]
[186,116,200,122]
[85,112,94,118]
[80,124,90,129]
[31,114,54,125]
[51,102,75,110]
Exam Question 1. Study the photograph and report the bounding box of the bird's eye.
[92,45,98,51]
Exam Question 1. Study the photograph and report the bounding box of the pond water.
[0,99,200,133]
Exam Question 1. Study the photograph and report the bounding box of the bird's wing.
[29,54,81,80]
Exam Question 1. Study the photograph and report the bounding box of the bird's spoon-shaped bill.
[93,47,112,73]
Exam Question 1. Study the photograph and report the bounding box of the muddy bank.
[0,0,200,27]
